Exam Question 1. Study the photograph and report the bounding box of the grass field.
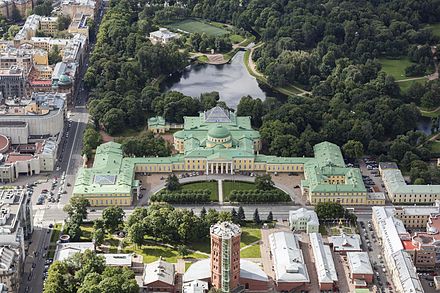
[123,244,208,263]
[378,57,416,80]
[429,141,440,153]
[240,226,261,248]
[181,181,218,201]
[168,19,229,36]
[240,244,261,258]
[425,23,440,37]
[222,181,256,201]
[229,34,244,44]
[398,79,426,92]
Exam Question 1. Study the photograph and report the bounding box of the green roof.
[148,116,166,128]
[302,142,367,194]
[73,142,135,196]
[382,169,440,195]
[208,124,231,139]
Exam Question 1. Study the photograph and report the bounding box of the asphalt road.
[18,6,100,290]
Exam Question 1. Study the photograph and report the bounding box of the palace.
[73,106,382,206]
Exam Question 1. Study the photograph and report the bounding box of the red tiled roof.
[402,240,416,250]
[6,154,34,163]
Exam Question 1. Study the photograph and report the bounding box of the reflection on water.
[417,116,440,135]
[163,51,282,108]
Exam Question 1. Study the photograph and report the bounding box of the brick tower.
[210,222,241,292]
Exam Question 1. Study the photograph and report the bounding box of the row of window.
[88,198,130,205]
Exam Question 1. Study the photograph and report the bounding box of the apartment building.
[39,16,58,35]
[381,163,440,204]
[0,66,26,98]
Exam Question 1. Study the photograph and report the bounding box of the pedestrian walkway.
[218,179,223,204]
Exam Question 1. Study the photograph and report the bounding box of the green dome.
[208,124,230,139]
[58,74,72,85]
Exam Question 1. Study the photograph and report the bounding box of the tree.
[342,140,364,160]
[255,174,274,190]
[48,45,62,64]
[200,207,207,218]
[237,206,245,224]
[231,208,238,224]
[315,202,345,221]
[64,196,89,221]
[165,174,180,191]
[177,245,189,258]
[267,211,273,223]
[92,226,105,249]
[57,14,71,31]
[10,6,21,22]
[414,178,425,185]
[102,108,125,135]
[102,206,125,232]
[253,208,261,225]
[82,126,102,158]
[128,222,145,248]
[44,250,138,293]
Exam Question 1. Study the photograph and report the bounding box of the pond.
[162,50,283,108]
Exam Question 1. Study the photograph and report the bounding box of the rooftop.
[210,221,241,239]
[329,234,361,252]
[143,258,175,286]
[289,208,319,226]
[309,233,338,284]
[269,232,309,283]
[183,259,268,283]
[0,189,26,235]
[382,169,440,195]
[347,252,373,275]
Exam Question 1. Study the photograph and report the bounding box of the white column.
[216,162,219,174]
[211,163,214,174]
[206,162,209,175]
[221,163,224,174]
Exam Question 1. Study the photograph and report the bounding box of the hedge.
[150,189,211,203]
[229,189,290,203]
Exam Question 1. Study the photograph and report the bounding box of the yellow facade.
[310,194,367,205]
[79,194,132,206]
[33,51,49,66]
[40,18,58,35]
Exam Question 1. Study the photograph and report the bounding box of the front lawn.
[240,244,261,258]
[223,181,256,201]
[240,225,261,248]
[122,244,208,263]
[181,181,218,201]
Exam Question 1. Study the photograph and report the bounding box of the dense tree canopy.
[44,250,138,293]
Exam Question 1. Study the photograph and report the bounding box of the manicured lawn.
[80,223,94,242]
[240,244,261,258]
[181,181,218,201]
[398,79,426,92]
[168,19,228,36]
[378,57,417,80]
[122,244,208,263]
[185,262,192,271]
[197,55,209,63]
[222,181,256,201]
[240,225,261,248]
[425,23,440,37]
[429,141,440,153]
[229,34,244,44]
[187,238,210,254]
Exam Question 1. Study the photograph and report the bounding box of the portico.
[206,161,234,174]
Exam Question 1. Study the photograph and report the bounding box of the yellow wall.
[77,194,132,206]
[33,52,49,66]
